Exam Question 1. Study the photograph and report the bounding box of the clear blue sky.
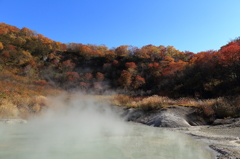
[1,0,240,53]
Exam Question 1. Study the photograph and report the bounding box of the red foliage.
[219,42,240,65]
[7,45,16,50]
[66,72,80,82]
[103,63,112,68]
[161,62,185,77]
[62,60,75,71]
[147,62,161,75]
[191,51,216,67]
[125,62,137,69]
[29,59,36,67]
[112,60,119,66]
[2,51,10,58]
[51,59,59,64]
[33,80,49,86]
[85,73,93,81]
[96,72,104,82]
[79,82,90,89]
[131,75,145,89]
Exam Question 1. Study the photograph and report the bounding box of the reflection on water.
[0,123,213,159]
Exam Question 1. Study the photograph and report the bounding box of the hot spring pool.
[0,122,214,159]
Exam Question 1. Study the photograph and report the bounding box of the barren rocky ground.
[122,106,240,159]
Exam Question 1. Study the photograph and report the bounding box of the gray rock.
[153,113,190,127]
[213,118,240,125]
[123,106,209,128]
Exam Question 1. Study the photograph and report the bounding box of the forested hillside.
[0,23,239,99]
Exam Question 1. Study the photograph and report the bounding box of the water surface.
[0,123,214,159]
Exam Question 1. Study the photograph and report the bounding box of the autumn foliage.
[131,75,145,89]
[125,62,137,69]
[0,22,239,98]
[33,80,49,86]
[66,72,80,82]
[0,42,3,50]
[118,70,132,88]
[95,72,104,82]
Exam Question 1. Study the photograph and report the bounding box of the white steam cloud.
[0,93,214,159]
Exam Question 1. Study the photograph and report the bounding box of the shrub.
[112,94,131,106]
[137,95,163,111]
[211,97,240,118]
[197,97,240,118]
[0,99,19,118]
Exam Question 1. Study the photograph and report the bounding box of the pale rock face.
[153,113,190,127]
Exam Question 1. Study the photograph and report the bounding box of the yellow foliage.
[22,50,32,58]
[0,99,19,118]
[30,96,48,106]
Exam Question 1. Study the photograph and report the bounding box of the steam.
[0,93,214,159]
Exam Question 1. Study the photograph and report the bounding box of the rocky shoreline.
[120,106,240,159]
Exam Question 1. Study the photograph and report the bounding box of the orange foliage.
[164,56,174,62]
[20,27,35,36]
[147,62,161,75]
[0,42,3,50]
[79,44,92,55]
[140,44,161,59]
[134,48,150,58]
[37,34,53,44]
[118,70,132,87]
[125,62,137,69]
[131,75,145,89]
[0,23,20,34]
[115,45,129,56]
[161,62,186,77]
[105,50,116,61]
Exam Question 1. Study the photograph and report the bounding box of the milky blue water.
[0,123,214,159]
